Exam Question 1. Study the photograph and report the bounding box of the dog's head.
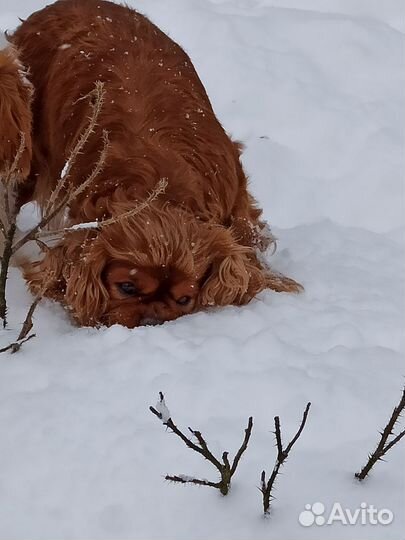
[58,205,266,327]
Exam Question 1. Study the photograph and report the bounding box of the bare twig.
[0,222,17,327]
[355,386,405,481]
[7,132,26,181]
[0,270,54,354]
[35,177,168,241]
[165,475,219,488]
[0,133,26,326]
[0,333,36,354]
[0,218,6,239]
[96,177,168,228]
[2,132,26,220]
[43,81,106,215]
[15,297,40,342]
[11,94,109,255]
[260,402,311,515]
[66,129,110,204]
[150,392,253,496]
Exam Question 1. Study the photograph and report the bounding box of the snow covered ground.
[1,0,404,538]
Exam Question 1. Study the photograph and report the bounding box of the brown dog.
[1,0,300,327]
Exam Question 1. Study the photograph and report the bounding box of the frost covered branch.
[150,392,253,496]
[355,385,405,481]
[260,402,311,515]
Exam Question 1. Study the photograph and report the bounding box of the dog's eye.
[117,282,139,296]
[176,295,192,306]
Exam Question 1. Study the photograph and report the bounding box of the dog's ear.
[63,237,109,326]
[196,225,302,306]
[23,244,68,302]
[23,234,109,326]
[0,46,33,179]
[197,225,266,307]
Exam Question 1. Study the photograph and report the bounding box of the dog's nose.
[139,317,163,326]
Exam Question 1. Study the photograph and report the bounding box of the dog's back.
[11,0,243,220]
[0,42,32,180]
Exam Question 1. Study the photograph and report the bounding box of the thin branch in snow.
[355,385,405,481]
[35,177,168,241]
[0,333,36,354]
[165,475,219,489]
[150,392,253,496]
[14,297,40,343]
[0,222,17,327]
[0,133,26,326]
[2,132,26,221]
[11,108,109,255]
[0,301,39,354]
[260,402,311,515]
[96,177,168,229]
[0,269,54,354]
[0,217,7,239]
[66,128,110,204]
[43,81,106,216]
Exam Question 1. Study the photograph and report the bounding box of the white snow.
[154,393,171,424]
[69,221,100,230]
[1,1,404,539]
[16,201,42,232]
[60,158,71,178]
[0,31,7,48]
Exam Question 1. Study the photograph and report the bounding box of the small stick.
[96,177,168,229]
[0,217,7,239]
[165,475,219,488]
[65,129,110,204]
[0,333,36,354]
[0,222,17,326]
[0,271,53,354]
[43,81,106,215]
[15,297,40,343]
[260,402,311,515]
[11,127,110,254]
[0,133,26,326]
[2,133,26,220]
[150,392,253,496]
[355,386,405,480]
[35,177,168,241]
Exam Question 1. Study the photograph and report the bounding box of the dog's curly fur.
[1,0,301,327]
[0,45,32,179]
